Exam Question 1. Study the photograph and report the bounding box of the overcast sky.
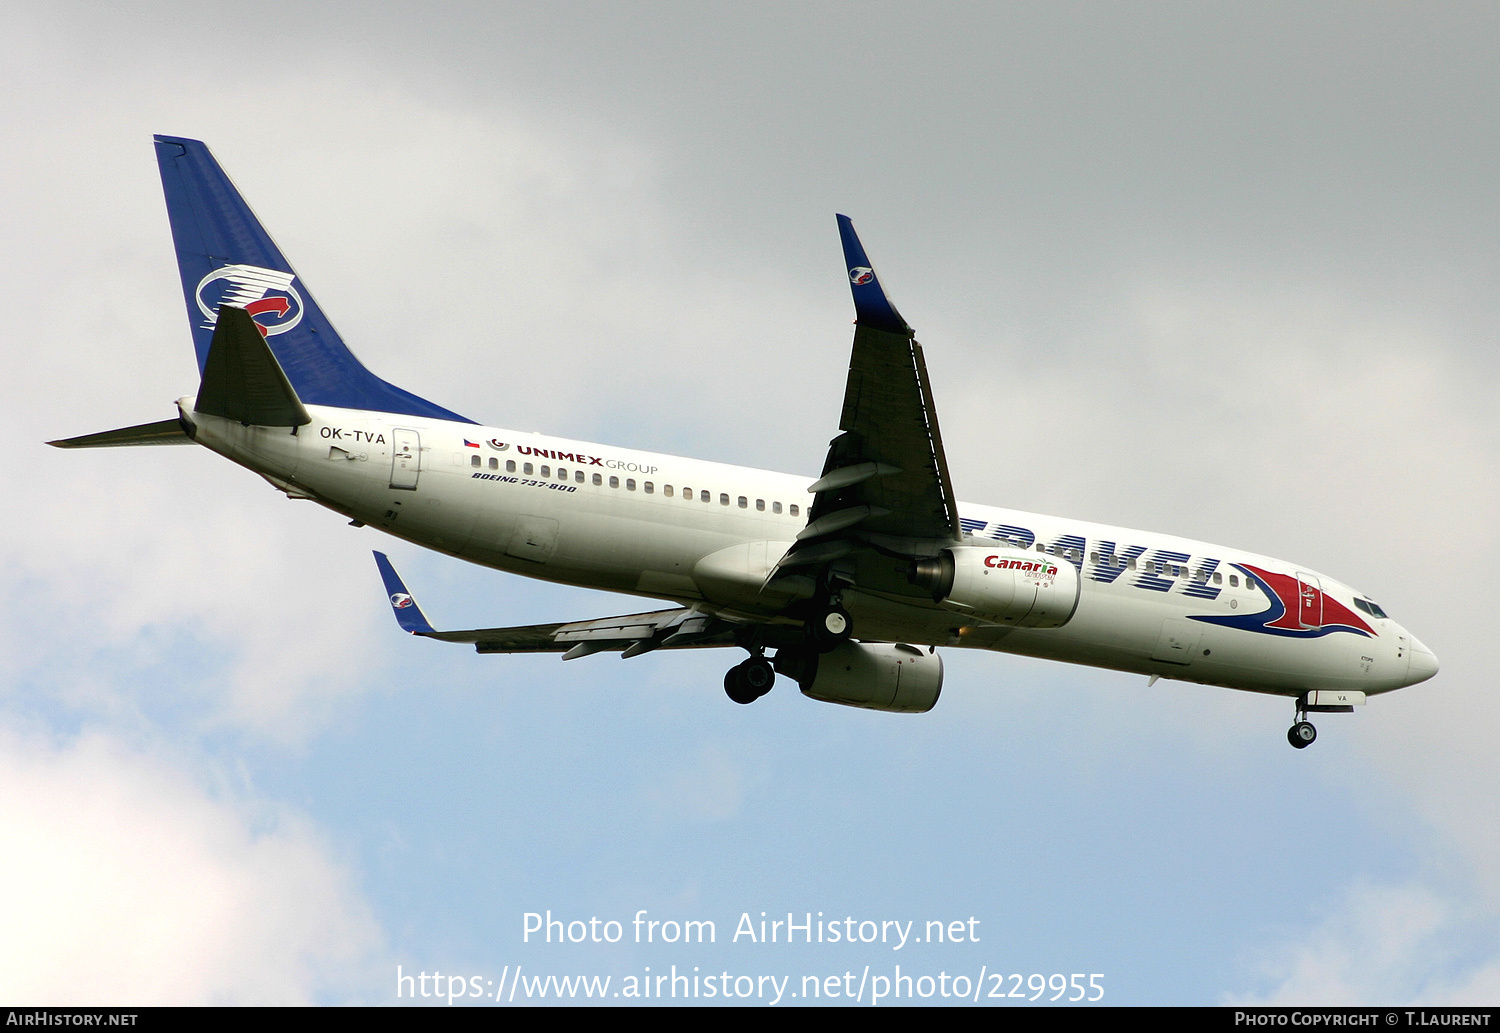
[2,1,1498,1006]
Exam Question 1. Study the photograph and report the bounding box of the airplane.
[50,135,1439,749]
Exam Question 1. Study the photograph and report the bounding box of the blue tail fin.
[154,135,473,424]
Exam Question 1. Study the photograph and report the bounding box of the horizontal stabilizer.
[195,306,311,427]
[48,418,192,449]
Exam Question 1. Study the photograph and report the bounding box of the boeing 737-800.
[51,136,1439,748]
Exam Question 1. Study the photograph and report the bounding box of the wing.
[373,552,742,659]
[773,216,962,583]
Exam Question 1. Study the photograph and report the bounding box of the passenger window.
[558,467,567,479]
[1213,572,1222,585]
[470,455,481,468]
[644,481,654,494]
[592,472,602,486]
[626,478,636,491]
[575,470,584,483]
[701,490,710,503]
[772,502,782,514]
[524,463,534,475]
[540,465,550,477]
[720,493,730,506]
[489,457,498,470]
[789,504,799,517]
[507,460,517,473]
[1128,558,1137,570]
[756,499,765,511]
[737,496,747,509]
[1229,575,1239,588]
[609,476,619,488]
[1090,551,1098,563]
[664,485,674,497]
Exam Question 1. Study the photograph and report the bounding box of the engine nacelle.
[911,545,1081,628]
[792,642,943,714]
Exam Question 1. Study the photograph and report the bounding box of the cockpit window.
[1353,598,1390,619]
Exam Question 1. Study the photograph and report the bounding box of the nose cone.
[1405,636,1440,686]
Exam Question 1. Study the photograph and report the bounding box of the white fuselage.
[186,400,1436,700]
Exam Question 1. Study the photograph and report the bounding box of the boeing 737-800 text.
[51,136,1439,748]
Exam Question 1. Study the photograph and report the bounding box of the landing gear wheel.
[808,606,853,652]
[742,656,775,696]
[724,657,776,704]
[1287,721,1317,749]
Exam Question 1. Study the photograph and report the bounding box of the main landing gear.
[724,654,776,705]
[807,603,852,652]
[722,593,853,706]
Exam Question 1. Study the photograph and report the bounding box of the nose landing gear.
[1286,690,1361,747]
[1287,720,1317,748]
[1287,694,1326,749]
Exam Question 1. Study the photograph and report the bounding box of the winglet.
[837,214,910,336]
[373,551,436,635]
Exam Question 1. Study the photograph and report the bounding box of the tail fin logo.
[390,593,413,609]
[849,266,874,286]
[196,264,305,338]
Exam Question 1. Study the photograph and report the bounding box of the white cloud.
[1230,880,1500,1006]
[0,724,382,1004]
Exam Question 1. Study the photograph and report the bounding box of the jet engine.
[910,545,1081,628]
[782,641,943,713]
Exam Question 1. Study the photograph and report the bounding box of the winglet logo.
[196,264,305,337]
[849,266,874,286]
[390,593,413,609]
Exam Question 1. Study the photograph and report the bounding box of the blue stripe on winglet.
[837,214,910,335]
[373,551,436,634]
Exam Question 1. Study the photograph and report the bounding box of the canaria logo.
[196,264,305,337]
